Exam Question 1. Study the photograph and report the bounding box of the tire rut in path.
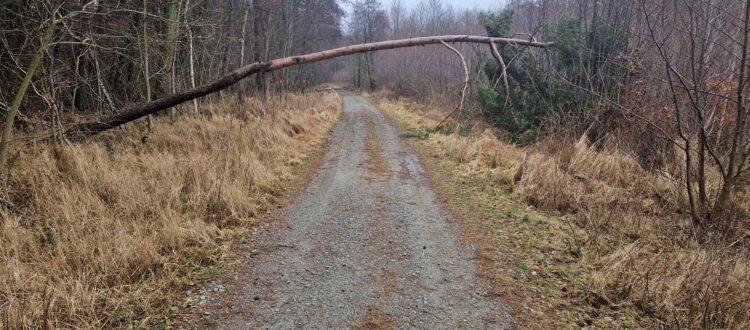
[218,89,513,329]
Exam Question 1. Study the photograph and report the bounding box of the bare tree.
[642,0,750,226]
[0,4,58,168]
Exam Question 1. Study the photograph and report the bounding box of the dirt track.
[216,89,512,329]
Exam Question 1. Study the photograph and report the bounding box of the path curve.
[218,89,512,329]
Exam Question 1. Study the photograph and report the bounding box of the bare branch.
[435,40,469,129]
[489,41,510,107]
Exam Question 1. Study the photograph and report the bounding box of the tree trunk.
[185,0,198,114]
[712,0,750,221]
[165,0,180,122]
[0,9,57,169]
[62,35,550,139]
[143,0,153,131]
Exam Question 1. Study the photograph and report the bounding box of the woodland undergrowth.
[0,91,341,328]
[373,92,750,329]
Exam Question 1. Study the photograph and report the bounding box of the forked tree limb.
[437,41,524,129]
[435,40,469,129]
[62,35,551,140]
[489,41,521,129]
[489,42,510,107]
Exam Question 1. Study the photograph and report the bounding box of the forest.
[1,0,749,328]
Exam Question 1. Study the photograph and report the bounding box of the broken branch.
[435,40,469,129]
[489,41,510,107]
[489,41,520,129]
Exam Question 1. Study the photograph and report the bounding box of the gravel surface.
[215,89,513,329]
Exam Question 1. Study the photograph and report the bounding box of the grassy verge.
[369,94,750,329]
[0,92,342,328]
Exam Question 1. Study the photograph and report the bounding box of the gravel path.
[216,89,513,329]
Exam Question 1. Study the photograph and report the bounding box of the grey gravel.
[217,89,513,329]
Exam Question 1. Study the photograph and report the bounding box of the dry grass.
[0,92,341,328]
[373,95,750,329]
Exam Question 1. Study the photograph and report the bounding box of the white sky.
[341,0,508,14]
[382,0,507,10]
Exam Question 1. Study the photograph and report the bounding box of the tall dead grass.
[377,96,750,328]
[0,92,341,328]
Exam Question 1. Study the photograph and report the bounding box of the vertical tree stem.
[0,9,57,169]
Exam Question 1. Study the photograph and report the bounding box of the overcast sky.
[382,0,507,10]
[341,0,508,13]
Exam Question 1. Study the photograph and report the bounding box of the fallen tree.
[63,35,551,139]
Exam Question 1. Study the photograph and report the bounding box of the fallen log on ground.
[64,35,551,140]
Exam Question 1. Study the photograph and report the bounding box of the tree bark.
[186,0,198,114]
[435,40,469,128]
[142,0,153,131]
[165,0,181,122]
[62,35,550,139]
[712,0,750,221]
[0,9,57,168]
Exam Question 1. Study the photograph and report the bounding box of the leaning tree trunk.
[62,35,550,140]
[0,8,58,168]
